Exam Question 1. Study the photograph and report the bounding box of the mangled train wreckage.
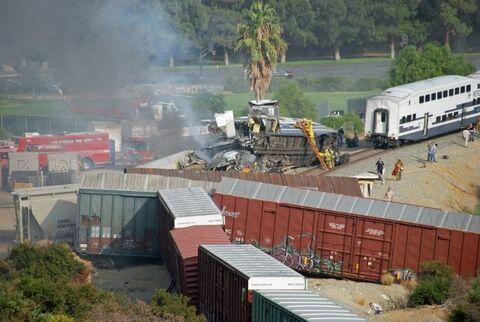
[144,100,349,172]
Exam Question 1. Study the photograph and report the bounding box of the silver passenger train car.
[365,73,480,146]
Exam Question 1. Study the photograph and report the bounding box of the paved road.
[0,190,15,259]
[150,55,480,85]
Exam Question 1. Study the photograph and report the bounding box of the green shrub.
[418,261,454,284]
[224,77,249,93]
[7,243,85,283]
[408,279,451,306]
[274,83,316,120]
[469,275,480,303]
[408,261,454,307]
[151,289,206,322]
[191,90,227,118]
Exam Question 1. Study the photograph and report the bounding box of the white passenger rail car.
[365,74,480,146]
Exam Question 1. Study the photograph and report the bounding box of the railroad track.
[301,147,386,176]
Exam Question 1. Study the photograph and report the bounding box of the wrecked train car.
[213,178,480,282]
[13,184,79,243]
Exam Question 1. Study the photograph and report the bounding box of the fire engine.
[17,132,113,170]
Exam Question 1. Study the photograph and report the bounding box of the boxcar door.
[315,212,354,277]
[423,113,429,137]
[352,219,393,281]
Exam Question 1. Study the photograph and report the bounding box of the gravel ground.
[330,131,480,214]
[308,278,448,321]
[91,258,171,302]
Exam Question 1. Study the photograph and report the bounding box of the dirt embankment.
[308,278,448,321]
[331,132,480,214]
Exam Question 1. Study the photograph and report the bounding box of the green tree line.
[158,0,480,65]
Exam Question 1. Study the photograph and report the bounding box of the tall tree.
[438,0,477,47]
[371,0,425,59]
[206,7,240,65]
[236,1,286,100]
[313,0,374,60]
[266,0,317,62]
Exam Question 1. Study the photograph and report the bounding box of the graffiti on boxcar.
[121,237,143,250]
[252,233,343,275]
[221,207,240,218]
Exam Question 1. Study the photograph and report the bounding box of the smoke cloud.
[0,0,190,89]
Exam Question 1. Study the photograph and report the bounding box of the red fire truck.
[17,132,113,170]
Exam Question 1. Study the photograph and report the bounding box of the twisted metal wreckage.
[165,100,350,172]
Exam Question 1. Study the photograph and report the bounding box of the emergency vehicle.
[17,132,113,170]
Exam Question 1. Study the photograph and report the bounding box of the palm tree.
[236,2,287,101]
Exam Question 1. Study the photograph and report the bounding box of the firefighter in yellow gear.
[324,147,334,169]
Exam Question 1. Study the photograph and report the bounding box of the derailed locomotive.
[233,100,348,170]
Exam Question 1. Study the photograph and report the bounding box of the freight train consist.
[213,178,480,282]
[365,73,480,146]
[12,170,480,322]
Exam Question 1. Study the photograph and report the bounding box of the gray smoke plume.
[0,0,190,89]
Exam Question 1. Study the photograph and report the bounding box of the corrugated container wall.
[252,290,366,322]
[169,225,230,305]
[13,184,79,243]
[198,244,305,322]
[75,188,160,256]
[213,178,480,282]
[158,187,223,276]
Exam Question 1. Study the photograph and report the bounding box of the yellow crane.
[295,118,333,170]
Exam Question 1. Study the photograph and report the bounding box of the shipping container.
[9,152,40,173]
[75,188,160,257]
[12,184,79,243]
[198,244,306,322]
[213,178,480,282]
[47,152,79,173]
[169,225,230,305]
[252,290,365,322]
[127,168,363,198]
[158,187,223,277]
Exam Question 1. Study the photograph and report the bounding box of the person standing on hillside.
[375,157,385,184]
[384,187,394,202]
[337,127,344,148]
[427,141,432,162]
[463,128,470,147]
[430,143,437,163]
[391,159,404,180]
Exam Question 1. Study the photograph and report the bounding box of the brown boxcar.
[213,178,480,282]
[198,244,306,322]
[158,187,223,278]
[169,225,230,305]
[127,168,363,197]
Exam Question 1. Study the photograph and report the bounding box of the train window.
[401,116,406,124]
[437,91,442,99]
[419,96,424,104]
[381,113,386,122]
[443,90,447,97]
[436,116,441,123]
[425,94,430,102]
[454,111,459,117]
[461,86,465,93]
[448,113,453,119]
[406,115,412,122]
[455,87,459,95]
[467,85,471,92]
[442,115,447,122]
[431,93,436,100]
[478,84,480,89]
[449,89,454,96]
[413,113,416,120]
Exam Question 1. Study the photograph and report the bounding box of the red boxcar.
[213,178,480,282]
[158,187,223,279]
[169,225,230,305]
[17,132,111,170]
